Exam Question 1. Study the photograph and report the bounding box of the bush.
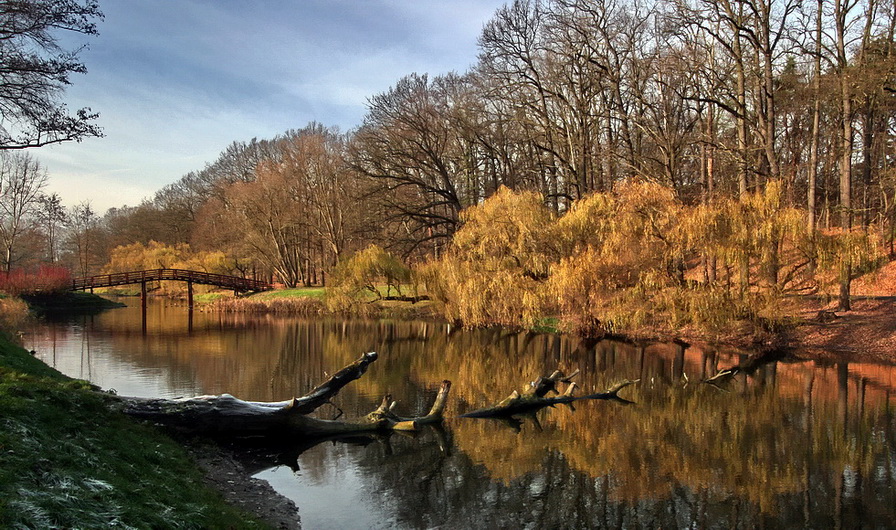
[326,245,412,311]
[0,266,72,296]
[0,297,30,335]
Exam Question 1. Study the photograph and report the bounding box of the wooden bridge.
[71,269,272,302]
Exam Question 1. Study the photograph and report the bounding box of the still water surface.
[23,299,896,529]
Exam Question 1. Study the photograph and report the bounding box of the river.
[23,298,896,529]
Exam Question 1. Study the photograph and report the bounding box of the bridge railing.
[71,268,271,292]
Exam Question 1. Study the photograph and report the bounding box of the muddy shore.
[185,440,301,529]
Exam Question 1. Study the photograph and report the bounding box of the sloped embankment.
[0,334,274,528]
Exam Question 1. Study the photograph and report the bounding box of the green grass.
[0,334,267,529]
[251,287,327,300]
[194,292,228,303]
[531,317,560,334]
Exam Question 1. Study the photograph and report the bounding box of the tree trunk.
[117,352,451,438]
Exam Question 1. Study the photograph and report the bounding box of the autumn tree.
[550,180,685,335]
[217,125,365,286]
[278,124,366,268]
[226,163,306,287]
[326,245,412,311]
[422,186,556,328]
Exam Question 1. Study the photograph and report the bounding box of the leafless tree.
[0,151,47,270]
[0,0,103,148]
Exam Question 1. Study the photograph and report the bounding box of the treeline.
[4,0,894,304]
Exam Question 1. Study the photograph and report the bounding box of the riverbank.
[784,296,896,363]
[203,284,896,365]
[21,291,125,314]
[205,286,441,320]
[0,333,285,528]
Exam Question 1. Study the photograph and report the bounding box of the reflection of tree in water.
[39,310,896,526]
[159,317,896,526]
[251,409,893,529]
[236,375,893,529]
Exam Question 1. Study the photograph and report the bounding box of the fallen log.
[117,352,451,438]
[704,349,788,387]
[460,369,638,418]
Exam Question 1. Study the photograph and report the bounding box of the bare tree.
[66,200,98,276]
[37,191,65,262]
[0,0,103,148]
[350,73,473,254]
[0,151,47,270]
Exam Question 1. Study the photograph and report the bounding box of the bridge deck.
[71,269,271,292]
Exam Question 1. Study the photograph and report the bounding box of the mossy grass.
[194,292,228,303]
[0,334,267,528]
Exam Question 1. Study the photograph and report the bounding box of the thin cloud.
[36,1,507,212]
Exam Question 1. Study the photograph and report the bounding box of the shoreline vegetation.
[198,277,896,364]
[142,182,891,364]
[0,334,277,529]
[2,255,893,527]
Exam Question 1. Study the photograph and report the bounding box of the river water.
[23,298,896,529]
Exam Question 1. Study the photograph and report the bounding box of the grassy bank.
[208,286,440,319]
[0,334,267,528]
[21,291,125,314]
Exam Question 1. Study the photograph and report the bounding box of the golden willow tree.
[326,244,413,312]
[419,187,557,328]
[550,181,686,335]
[421,182,886,339]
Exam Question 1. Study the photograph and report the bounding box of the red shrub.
[0,265,73,296]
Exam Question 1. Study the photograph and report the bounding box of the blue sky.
[38,1,506,212]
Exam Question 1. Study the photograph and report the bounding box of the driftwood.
[119,352,451,438]
[461,369,638,418]
[704,349,788,387]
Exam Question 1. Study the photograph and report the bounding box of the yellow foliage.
[103,241,234,276]
[179,251,233,275]
[103,241,188,272]
[326,245,412,311]
[102,241,236,295]
[550,180,685,335]
[424,187,555,328]
[362,181,886,338]
[814,227,886,291]
[453,186,557,276]
[0,296,29,335]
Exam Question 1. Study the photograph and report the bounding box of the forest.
[3,0,894,337]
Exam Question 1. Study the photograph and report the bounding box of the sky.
[37,0,507,212]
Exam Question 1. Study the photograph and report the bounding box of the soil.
[184,440,301,529]
[785,296,896,364]
[782,258,896,364]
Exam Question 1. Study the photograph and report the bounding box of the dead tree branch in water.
[461,369,638,418]
[117,352,451,438]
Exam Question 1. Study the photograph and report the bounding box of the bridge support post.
[141,281,147,334]
[187,280,194,309]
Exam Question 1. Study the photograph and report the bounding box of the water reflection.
[24,299,896,529]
